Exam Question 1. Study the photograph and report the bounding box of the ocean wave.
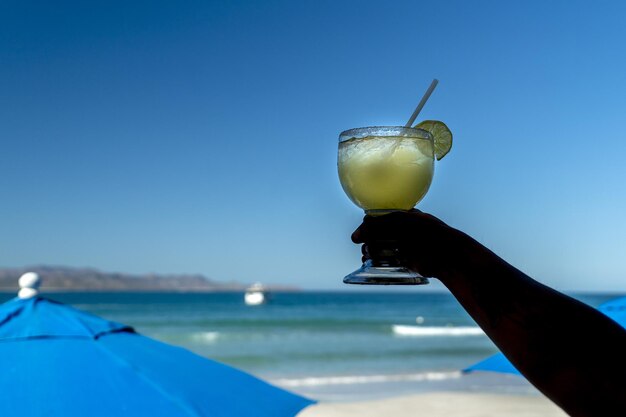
[190,331,220,343]
[392,325,484,337]
[272,371,461,387]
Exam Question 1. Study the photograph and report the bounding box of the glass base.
[343,260,429,285]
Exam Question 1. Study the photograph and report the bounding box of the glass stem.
[367,241,402,268]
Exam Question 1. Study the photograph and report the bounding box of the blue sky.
[1,0,626,291]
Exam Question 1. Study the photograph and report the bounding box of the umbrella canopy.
[465,296,626,375]
[464,350,521,375]
[0,291,314,416]
[597,296,626,324]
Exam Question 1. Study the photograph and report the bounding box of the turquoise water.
[0,291,619,400]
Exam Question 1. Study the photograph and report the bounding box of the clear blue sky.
[2,0,626,291]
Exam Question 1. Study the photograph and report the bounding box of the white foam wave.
[272,371,461,388]
[392,325,484,337]
[191,331,220,343]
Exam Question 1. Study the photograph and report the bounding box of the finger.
[351,224,364,243]
[355,211,448,243]
[367,210,445,236]
[359,212,413,240]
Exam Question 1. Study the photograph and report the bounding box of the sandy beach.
[299,392,566,417]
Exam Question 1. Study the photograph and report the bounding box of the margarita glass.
[338,126,434,285]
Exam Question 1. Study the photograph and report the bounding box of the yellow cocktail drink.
[338,127,434,213]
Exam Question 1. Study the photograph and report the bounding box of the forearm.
[437,239,626,416]
[353,211,626,415]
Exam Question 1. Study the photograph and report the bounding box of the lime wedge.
[415,120,453,160]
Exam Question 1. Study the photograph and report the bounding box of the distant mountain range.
[0,265,290,292]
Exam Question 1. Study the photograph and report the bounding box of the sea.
[0,291,619,401]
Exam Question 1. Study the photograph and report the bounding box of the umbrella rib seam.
[92,335,206,417]
[0,328,134,342]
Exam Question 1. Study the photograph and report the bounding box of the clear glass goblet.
[338,126,434,285]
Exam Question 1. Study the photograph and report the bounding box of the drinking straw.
[404,79,439,128]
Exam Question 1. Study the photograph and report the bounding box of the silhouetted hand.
[351,209,486,280]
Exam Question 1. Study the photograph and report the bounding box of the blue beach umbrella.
[464,351,522,375]
[464,296,626,375]
[597,296,626,325]
[0,274,314,417]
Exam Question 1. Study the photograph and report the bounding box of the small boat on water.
[244,283,269,306]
